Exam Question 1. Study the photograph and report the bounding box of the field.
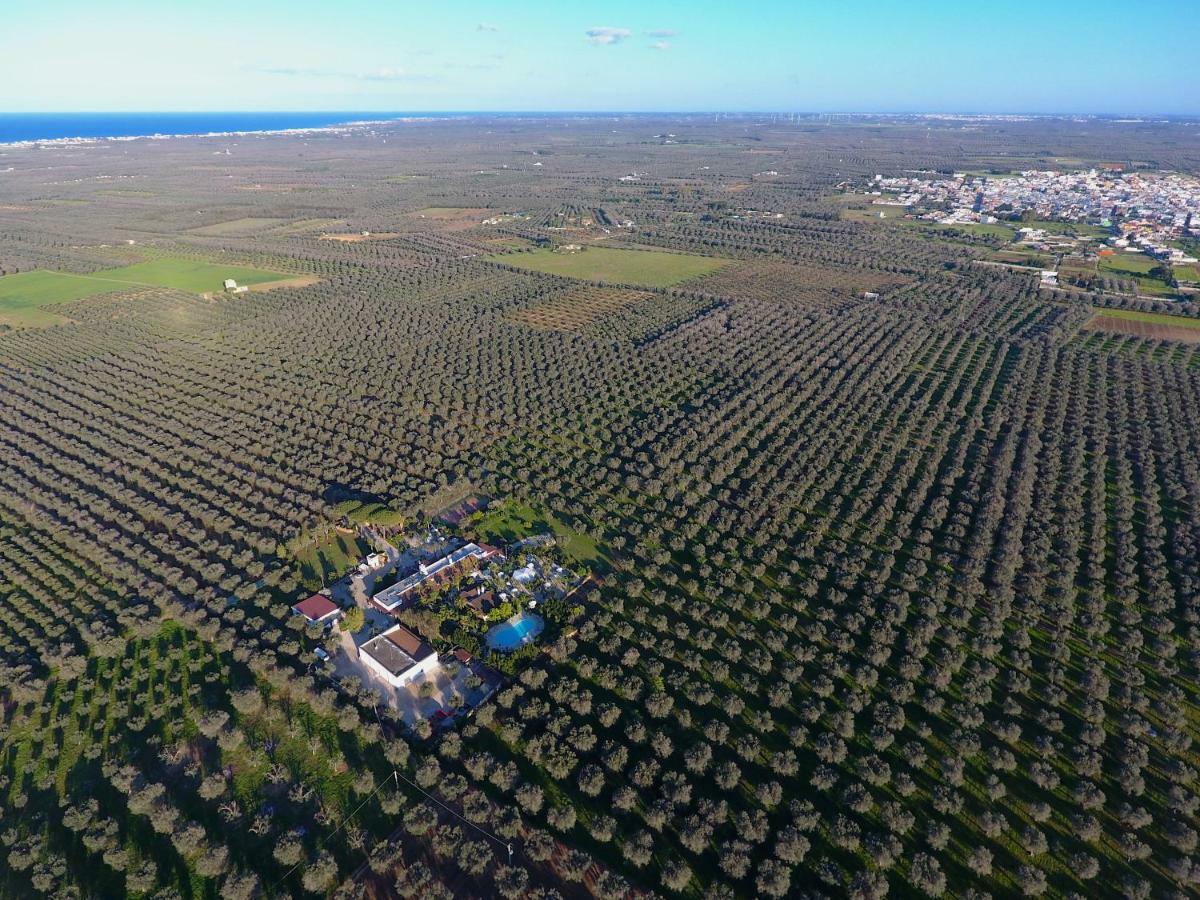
[318,231,402,242]
[0,258,289,326]
[495,246,727,287]
[990,248,1054,268]
[686,259,911,305]
[292,529,372,590]
[470,499,610,571]
[1099,251,1160,275]
[407,207,490,230]
[1095,253,1179,296]
[187,217,288,236]
[1083,307,1200,343]
[842,205,1017,239]
[506,285,655,330]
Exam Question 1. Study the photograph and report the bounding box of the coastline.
[0,115,439,150]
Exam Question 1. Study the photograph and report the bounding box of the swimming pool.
[486,611,545,652]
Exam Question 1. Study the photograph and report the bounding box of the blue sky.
[1,0,1195,114]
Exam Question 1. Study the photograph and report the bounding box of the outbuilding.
[291,593,342,626]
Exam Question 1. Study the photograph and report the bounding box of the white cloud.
[477,23,501,32]
[651,40,670,51]
[648,29,677,38]
[586,27,632,46]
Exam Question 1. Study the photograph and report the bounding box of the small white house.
[223,278,248,294]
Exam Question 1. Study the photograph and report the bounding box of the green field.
[842,206,1015,239]
[0,257,287,327]
[1097,252,1179,297]
[470,500,610,571]
[188,217,288,236]
[1099,252,1160,275]
[494,246,727,287]
[294,529,372,590]
[1090,307,1200,329]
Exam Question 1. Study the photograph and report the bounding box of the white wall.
[361,646,440,689]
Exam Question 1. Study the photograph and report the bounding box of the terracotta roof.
[385,624,434,660]
[292,594,340,622]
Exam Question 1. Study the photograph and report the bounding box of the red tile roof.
[292,594,340,622]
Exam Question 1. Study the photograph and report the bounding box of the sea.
[0,111,405,144]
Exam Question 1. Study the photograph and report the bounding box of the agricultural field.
[0,257,288,326]
[1099,251,1161,276]
[686,259,910,306]
[187,216,288,236]
[1083,306,1200,343]
[494,246,728,287]
[2,114,1200,900]
[842,205,1016,240]
[506,285,655,330]
[1096,251,1180,295]
[407,207,490,230]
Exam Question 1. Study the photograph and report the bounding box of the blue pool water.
[486,611,545,651]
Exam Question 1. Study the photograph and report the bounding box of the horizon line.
[3,109,1200,119]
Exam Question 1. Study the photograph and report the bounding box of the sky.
[1,0,1196,115]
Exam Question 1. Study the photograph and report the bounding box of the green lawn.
[294,530,372,590]
[1091,307,1200,329]
[494,246,727,288]
[0,257,287,327]
[1099,252,1159,276]
[470,500,610,571]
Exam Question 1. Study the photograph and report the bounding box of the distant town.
[863,168,1200,267]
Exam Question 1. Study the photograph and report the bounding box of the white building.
[359,624,440,688]
[371,542,504,613]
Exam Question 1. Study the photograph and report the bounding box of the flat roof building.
[371,542,505,613]
[359,624,439,688]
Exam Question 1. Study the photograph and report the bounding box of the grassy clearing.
[187,217,288,236]
[1090,307,1200,328]
[269,217,344,235]
[293,529,372,590]
[1098,253,1177,296]
[0,257,288,327]
[470,500,610,571]
[495,246,727,288]
[1099,252,1160,276]
[1084,308,1200,345]
[842,206,1015,239]
[334,498,406,526]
